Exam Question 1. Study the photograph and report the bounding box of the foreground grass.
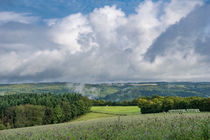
[0,113,209,140]
[91,106,140,115]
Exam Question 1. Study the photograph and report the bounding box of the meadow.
[0,111,209,140]
[73,106,140,122]
[91,106,141,115]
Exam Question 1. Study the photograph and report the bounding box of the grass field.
[91,106,140,115]
[0,112,209,140]
[72,106,140,122]
[72,112,116,121]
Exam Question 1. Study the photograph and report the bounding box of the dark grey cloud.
[145,4,210,62]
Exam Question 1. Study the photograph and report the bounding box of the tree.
[71,104,78,118]
[61,102,72,122]
[14,105,45,128]
[53,105,63,123]
[43,107,54,124]
[163,98,174,111]
[4,106,16,128]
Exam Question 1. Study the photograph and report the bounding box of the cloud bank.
[0,0,210,83]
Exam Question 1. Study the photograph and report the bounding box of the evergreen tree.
[53,105,63,123]
[61,102,72,122]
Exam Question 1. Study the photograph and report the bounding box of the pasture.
[72,106,140,122]
[0,112,209,140]
[91,106,140,115]
[72,112,116,121]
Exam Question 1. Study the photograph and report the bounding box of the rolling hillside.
[0,82,209,101]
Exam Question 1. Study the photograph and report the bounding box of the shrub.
[0,123,6,130]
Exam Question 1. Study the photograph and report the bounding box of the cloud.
[48,13,93,54]
[0,0,209,83]
[0,11,38,24]
[145,4,210,61]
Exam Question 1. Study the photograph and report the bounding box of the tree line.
[93,95,210,114]
[92,99,136,106]
[136,95,210,113]
[0,93,92,130]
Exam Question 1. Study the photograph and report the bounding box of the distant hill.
[0,82,209,101]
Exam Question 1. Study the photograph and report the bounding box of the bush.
[0,123,6,130]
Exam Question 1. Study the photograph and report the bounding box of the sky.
[0,0,210,83]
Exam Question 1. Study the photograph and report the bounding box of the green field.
[0,112,209,140]
[91,106,141,115]
[73,106,140,122]
[72,112,116,121]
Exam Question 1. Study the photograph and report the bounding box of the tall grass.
[0,113,209,140]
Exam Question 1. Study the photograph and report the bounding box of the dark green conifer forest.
[0,93,92,129]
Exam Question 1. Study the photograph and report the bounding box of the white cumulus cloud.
[0,0,209,83]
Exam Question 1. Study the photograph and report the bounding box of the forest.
[0,93,92,130]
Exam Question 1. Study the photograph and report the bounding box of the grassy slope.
[72,112,116,121]
[0,113,209,140]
